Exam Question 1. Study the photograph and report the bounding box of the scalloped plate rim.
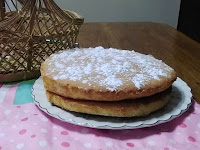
[32,77,193,129]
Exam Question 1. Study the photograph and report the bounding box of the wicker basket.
[0,0,84,82]
[0,0,26,21]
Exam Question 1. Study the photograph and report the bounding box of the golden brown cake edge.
[45,87,171,117]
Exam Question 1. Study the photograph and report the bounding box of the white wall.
[55,0,181,28]
[5,0,18,11]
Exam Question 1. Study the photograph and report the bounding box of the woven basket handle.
[44,0,83,24]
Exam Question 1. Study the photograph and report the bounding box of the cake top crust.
[42,46,175,92]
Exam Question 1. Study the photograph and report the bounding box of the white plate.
[32,77,193,130]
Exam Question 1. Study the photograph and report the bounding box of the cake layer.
[41,47,176,101]
[46,87,171,117]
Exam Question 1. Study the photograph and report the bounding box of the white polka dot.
[40,128,47,133]
[33,123,37,126]
[41,117,48,122]
[4,110,11,115]
[106,141,113,147]
[0,121,8,125]
[23,110,29,113]
[53,137,57,140]
[147,140,156,146]
[0,133,5,138]
[169,138,176,145]
[53,126,57,129]
[81,128,89,134]
[197,123,200,128]
[39,140,47,147]
[15,115,19,118]
[84,143,92,148]
[16,143,24,149]
[74,138,79,141]
[12,125,17,128]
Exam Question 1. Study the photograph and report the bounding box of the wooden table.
[77,22,200,103]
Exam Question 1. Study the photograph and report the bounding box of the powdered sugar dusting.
[44,46,174,91]
[99,75,123,91]
[132,74,149,89]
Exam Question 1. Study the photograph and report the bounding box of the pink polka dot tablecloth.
[0,82,200,150]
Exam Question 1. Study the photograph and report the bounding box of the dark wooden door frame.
[177,0,200,43]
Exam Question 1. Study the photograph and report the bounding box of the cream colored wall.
[55,0,181,28]
[5,0,181,28]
